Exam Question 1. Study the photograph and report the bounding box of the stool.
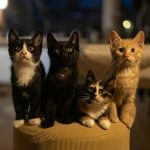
[13,121,129,150]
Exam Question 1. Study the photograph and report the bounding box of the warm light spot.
[0,0,8,10]
[122,20,131,29]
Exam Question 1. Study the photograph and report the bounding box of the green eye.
[15,46,21,51]
[28,46,34,52]
[67,48,73,53]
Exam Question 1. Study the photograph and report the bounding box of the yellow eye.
[67,48,73,53]
[28,46,34,51]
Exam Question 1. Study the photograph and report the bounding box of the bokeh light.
[122,20,131,29]
[0,0,8,10]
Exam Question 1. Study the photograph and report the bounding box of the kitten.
[8,29,45,128]
[41,31,79,128]
[109,31,144,128]
[76,71,115,130]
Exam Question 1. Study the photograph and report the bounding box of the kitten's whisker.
[79,91,90,96]
[77,95,89,99]
[78,98,89,103]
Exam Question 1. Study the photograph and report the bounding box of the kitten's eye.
[102,93,108,98]
[15,46,21,51]
[88,87,95,93]
[55,48,60,53]
[102,91,111,98]
[28,46,34,52]
[66,48,73,53]
[119,48,124,53]
[131,48,135,53]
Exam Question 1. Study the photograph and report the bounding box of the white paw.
[28,118,41,126]
[81,118,95,128]
[99,120,111,130]
[13,119,25,128]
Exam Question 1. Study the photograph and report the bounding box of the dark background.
[0,0,150,42]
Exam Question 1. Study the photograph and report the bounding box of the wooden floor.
[0,85,150,150]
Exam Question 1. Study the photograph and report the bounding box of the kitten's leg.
[61,99,73,124]
[28,95,41,126]
[12,92,25,128]
[109,101,119,123]
[120,99,136,129]
[41,99,55,128]
[80,116,95,128]
[61,90,75,124]
[98,116,111,130]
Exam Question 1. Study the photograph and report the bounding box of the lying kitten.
[109,31,144,128]
[41,31,79,128]
[8,29,45,128]
[76,71,115,130]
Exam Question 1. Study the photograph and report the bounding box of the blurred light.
[122,20,131,29]
[0,0,8,10]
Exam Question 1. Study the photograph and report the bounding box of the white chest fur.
[13,63,37,87]
[88,104,109,120]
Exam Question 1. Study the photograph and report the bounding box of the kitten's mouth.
[22,56,29,60]
[93,97,101,103]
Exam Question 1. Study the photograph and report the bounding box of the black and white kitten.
[76,71,115,130]
[41,31,79,128]
[8,29,45,128]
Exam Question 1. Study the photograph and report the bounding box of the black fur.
[8,29,45,121]
[41,31,79,128]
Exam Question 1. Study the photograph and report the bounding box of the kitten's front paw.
[120,114,134,129]
[80,117,95,128]
[98,119,111,130]
[41,119,55,128]
[13,119,25,128]
[61,118,73,124]
[28,118,41,126]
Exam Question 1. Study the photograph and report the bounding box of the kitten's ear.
[133,31,145,48]
[104,76,116,94]
[32,31,43,47]
[69,31,79,47]
[110,31,121,48]
[47,33,57,48]
[8,28,19,43]
[85,70,96,86]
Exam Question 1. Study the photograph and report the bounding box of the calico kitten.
[76,71,115,130]
[109,31,144,128]
[41,31,79,128]
[8,29,45,128]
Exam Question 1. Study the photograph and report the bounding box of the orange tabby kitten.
[109,31,144,128]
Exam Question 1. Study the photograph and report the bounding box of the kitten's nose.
[21,51,27,55]
[124,52,130,58]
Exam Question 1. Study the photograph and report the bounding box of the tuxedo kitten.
[76,71,115,130]
[109,31,144,128]
[8,29,45,128]
[41,31,79,128]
